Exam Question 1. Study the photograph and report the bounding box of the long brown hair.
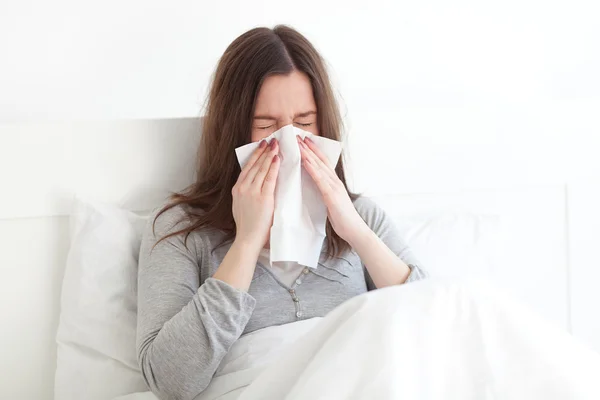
[154,25,356,256]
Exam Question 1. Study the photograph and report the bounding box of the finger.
[239,140,268,181]
[252,139,279,186]
[245,139,278,185]
[297,137,336,184]
[302,155,333,197]
[297,136,334,175]
[302,136,340,184]
[303,136,332,167]
[262,154,281,195]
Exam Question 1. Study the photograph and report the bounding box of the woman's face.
[251,70,319,142]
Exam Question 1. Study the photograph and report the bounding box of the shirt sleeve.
[353,196,429,290]
[136,205,256,400]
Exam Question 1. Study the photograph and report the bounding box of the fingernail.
[270,139,277,149]
[272,154,279,162]
[304,136,313,144]
[259,140,267,149]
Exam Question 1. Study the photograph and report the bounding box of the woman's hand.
[232,139,281,251]
[213,139,279,291]
[297,136,412,287]
[297,136,369,246]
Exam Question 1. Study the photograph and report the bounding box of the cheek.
[251,129,272,142]
[297,123,320,137]
[308,124,320,137]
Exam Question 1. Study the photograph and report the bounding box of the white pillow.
[396,213,500,279]
[54,198,149,400]
[368,194,501,279]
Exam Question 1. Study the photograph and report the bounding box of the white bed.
[1,118,599,399]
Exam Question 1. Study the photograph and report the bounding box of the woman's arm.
[137,141,280,400]
[213,139,281,291]
[298,136,427,289]
[351,197,428,289]
[136,208,256,400]
[348,221,411,288]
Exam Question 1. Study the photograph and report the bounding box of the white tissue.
[235,124,342,268]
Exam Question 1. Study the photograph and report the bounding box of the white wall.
[2,1,600,399]
[1,0,599,122]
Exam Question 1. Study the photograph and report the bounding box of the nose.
[277,118,294,130]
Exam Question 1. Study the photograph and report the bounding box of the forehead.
[254,71,316,116]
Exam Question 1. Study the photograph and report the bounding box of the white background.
[1,0,599,123]
[2,0,600,194]
[1,1,599,399]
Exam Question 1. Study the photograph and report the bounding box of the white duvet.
[116,279,600,400]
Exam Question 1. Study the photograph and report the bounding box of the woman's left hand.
[297,136,369,245]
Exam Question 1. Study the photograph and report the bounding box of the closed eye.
[257,125,274,130]
[295,122,314,127]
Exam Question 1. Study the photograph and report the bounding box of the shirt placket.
[289,267,310,319]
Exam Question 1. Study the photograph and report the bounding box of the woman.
[136,25,427,400]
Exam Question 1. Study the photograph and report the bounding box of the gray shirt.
[136,196,427,400]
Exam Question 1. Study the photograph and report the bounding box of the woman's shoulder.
[352,195,377,211]
[144,200,228,251]
[146,201,194,236]
[352,196,387,223]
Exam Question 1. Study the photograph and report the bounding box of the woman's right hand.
[231,139,280,251]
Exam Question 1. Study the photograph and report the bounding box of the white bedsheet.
[116,279,600,400]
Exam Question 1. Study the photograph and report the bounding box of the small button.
[289,289,295,294]
[295,279,302,285]
[302,268,309,274]
[296,311,302,318]
[292,296,299,302]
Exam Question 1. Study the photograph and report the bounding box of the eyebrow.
[253,110,317,120]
